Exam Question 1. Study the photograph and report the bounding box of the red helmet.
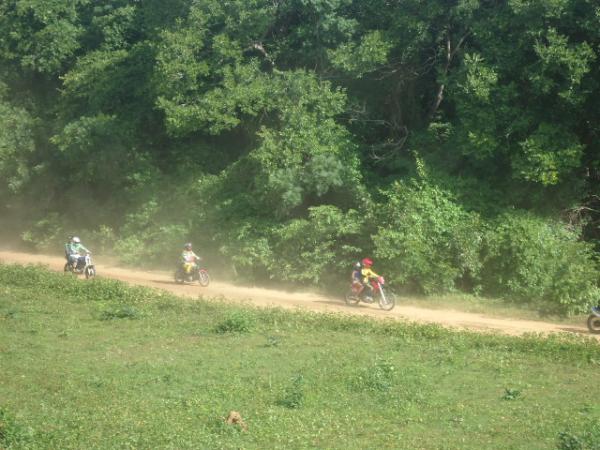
[362,258,373,267]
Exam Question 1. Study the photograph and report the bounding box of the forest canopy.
[1,0,599,314]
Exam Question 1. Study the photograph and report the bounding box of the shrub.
[373,180,483,294]
[21,213,65,252]
[267,205,365,285]
[482,212,600,315]
[114,199,189,266]
[214,311,255,334]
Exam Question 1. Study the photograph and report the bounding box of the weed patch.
[557,422,600,450]
[352,357,396,393]
[99,305,141,320]
[0,408,32,448]
[263,335,282,347]
[502,388,521,400]
[278,374,305,409]
[214,311,256,334]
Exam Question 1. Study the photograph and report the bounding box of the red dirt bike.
[174,260,210,286]
[345,276,396,311]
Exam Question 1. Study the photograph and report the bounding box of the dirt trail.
[0,250,595,339]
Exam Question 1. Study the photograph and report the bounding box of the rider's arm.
[73,243,89,253]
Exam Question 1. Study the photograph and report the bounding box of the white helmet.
[72,236,81,243]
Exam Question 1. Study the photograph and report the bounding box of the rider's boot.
[592,306,600,317]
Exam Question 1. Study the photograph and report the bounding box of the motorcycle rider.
[181,243,201,276]
[351,261,362,287]
[360,257,380,301]
[65,236,90,270]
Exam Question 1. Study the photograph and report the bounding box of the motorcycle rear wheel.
[378,291,396,311]
[174,270,185,284]
[345,290,360,306]
[198,270,210,287]
[588,314,600,334]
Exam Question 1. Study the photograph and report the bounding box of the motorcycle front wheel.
[345,290,360,306]
[85,266,96,279]
[198,270,210,287]
[588,314,600,334]
[378,291,396,311]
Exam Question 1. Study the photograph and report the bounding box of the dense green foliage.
[1,0,599,313]
[1,264,599,449]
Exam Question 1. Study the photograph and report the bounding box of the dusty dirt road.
[0,250,595,339]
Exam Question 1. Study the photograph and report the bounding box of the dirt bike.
[345,276,396,311]
[587,307,600,334]
[174,260,210,286]
[64,252,96,279]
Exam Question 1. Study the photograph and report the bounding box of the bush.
[114,199,189,266]
[482,212,600,315]
[21,213,65,252]
[267,205,365,285]
[216,205,365,287]
[214,311,255,334]
[373,180,483,294]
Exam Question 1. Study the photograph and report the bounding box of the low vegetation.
[1,264,599,449]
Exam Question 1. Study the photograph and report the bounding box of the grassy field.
[1,264,599,449]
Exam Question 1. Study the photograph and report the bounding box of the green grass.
[1,264,599,449]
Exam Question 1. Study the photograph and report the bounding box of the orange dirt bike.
[588,307,600,334]
[174,260,210,286]
[345,276,395,311]
[64,252,96,279]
